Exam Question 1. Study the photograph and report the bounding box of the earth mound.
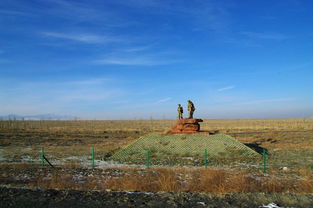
[110,134,259,165]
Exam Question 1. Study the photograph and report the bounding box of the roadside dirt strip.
[1,187,313,208]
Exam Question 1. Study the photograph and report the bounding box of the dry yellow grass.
[0,119,312,196]
[1,118,312,133]
[28,167,313,193]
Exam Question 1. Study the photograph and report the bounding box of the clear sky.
[0,0,313,119]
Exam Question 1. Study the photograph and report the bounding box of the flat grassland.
[0,118,312,207]
[1,118,312,168]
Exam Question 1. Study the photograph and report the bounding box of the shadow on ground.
[244,143,267,154]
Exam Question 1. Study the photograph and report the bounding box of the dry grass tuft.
[2,165,312,193]
[103,168,313,194]
[0,164,39,169]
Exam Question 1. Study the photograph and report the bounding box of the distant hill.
[0,114,79,120]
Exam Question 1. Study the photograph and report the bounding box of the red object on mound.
[167,118,203,134]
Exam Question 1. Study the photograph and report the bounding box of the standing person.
[187,100,195,118]
[177,104,183,119]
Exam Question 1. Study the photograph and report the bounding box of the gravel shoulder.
[1,186,313,208]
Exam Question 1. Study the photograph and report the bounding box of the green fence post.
[41,147,44,167]
[204,149,208,168]
[263,149,267,174]
[146,149,151,169]
[91,147,95,169]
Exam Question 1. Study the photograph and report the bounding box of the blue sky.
[0,0,313,119]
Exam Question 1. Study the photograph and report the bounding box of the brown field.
[0,118,312,195]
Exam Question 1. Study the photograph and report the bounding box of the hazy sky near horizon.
[0,0,313,119]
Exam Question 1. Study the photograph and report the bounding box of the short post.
[41,147,44,167]
[91,147,95,169]
[146,149,151,169]
[263,149,267,174]
[204,149,208,168]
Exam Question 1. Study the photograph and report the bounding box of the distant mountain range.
[0,114,79,120]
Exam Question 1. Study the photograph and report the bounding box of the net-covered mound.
[110,134,259,166]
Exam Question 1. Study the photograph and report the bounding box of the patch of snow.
[259,202,281,208]
[21,155,32,162]
[197,202,206,206]
[182,157,195,160]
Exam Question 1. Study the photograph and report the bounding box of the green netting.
[110,134,259,166]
